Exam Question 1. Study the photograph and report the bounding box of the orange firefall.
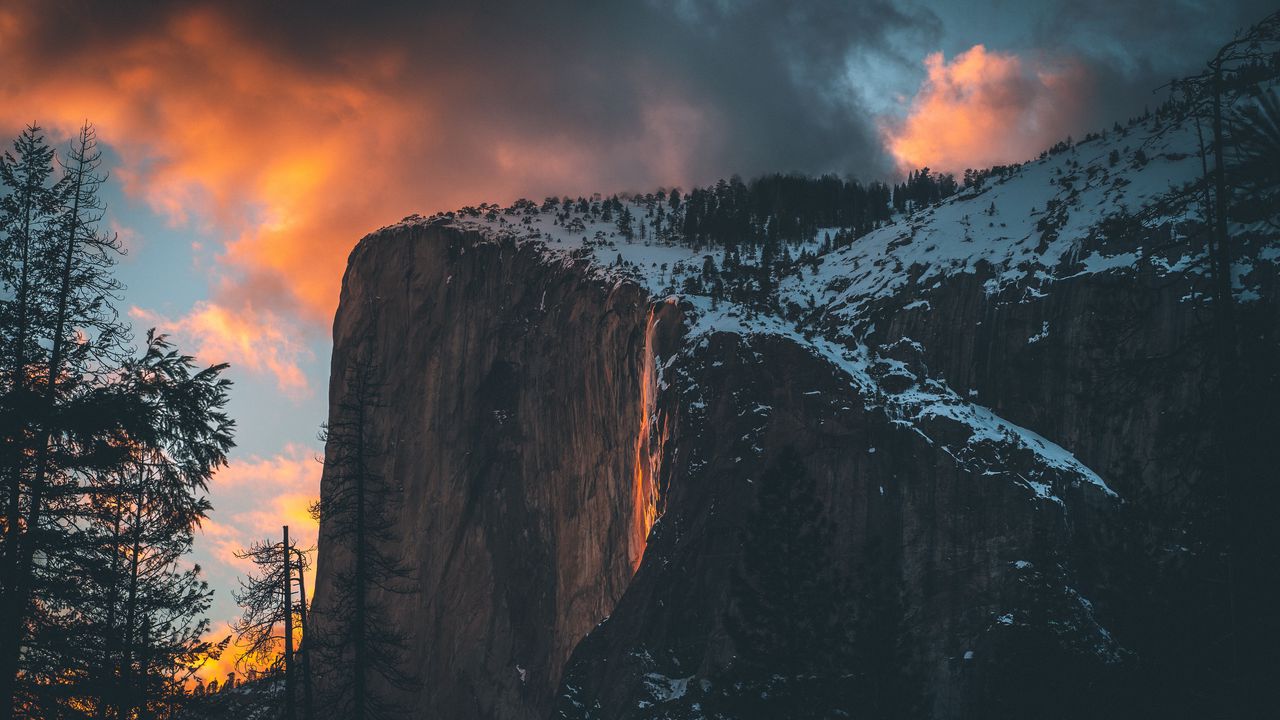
[629,308,661,572]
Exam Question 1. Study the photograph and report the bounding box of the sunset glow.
[3,1,1259,712]
[0,4,724,366]
[884,44,1091,175]
[193,447,320,684]
[191,621,305,689]
[130,303,312,395]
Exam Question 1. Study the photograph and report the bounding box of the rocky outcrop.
[311,223,678,720]
[546,249,1278,719]
[313,195,1278,719]
[553,328,1123,720]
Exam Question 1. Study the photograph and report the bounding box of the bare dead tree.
[232,526,313,720]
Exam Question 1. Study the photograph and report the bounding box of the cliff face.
[312,225,677,720]
[552,326,1124,720]
[552,278,1278,720]
[312,105,1279,719]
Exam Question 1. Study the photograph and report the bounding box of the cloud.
[129,302,313,396]
[233,492,320,548]
[192,444,321,683]
[200,443,321,573]
[882,44,1092,175]
[190,619,292,687]
[0,0,929,370]
[195,519,250,576]
[208,442,319,491]
[1,2,1268,378]
[109,219,142,259]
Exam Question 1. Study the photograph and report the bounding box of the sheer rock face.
[863,267,1219,505]
[547,263,1278,720]
[311,224,673,720]
[553,332,1120,719]
[314,219,1277,720]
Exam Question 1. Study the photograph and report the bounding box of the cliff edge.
[312,100,1280,719]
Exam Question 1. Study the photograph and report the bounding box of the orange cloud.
[129,302,312,395]
[0,4,714,395]
[207,444,320,554]
[190,620,295,688]
[190,620,239,687]
[212,442,320,490]
[197,518,253,576]
[234,493,320,550]
[193,445,321,684]
[883,45,1091,175]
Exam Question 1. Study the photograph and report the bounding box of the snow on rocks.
[381,106,1278,508]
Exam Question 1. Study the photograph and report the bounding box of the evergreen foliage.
[310,312,416,720]
[0,124,235,720]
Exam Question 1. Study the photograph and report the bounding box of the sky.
[0,0,1271,679]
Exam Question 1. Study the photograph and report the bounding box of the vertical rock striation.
[311,223,668,720]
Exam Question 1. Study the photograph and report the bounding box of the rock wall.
[311,223,666,720]
[313,219,1279,720]
[552,330,1121,719]
[552,257,1278,719]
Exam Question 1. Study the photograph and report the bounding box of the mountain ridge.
[311,77,1280,718]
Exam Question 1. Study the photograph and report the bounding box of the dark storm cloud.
[1028,0,1279,128]
[9,0,1277,187]
[0,0,951,351]
[7,0,944,185]
[1,0,1272,344]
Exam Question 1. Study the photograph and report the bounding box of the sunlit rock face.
[310,224,676,720]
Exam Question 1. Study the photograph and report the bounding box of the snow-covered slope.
[329,79,1279,719]
[383,103,1280,510]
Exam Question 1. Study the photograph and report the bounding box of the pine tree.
[0,129,61,700]
[1228,85,1280,225]
[232,527,310,719]
[312,311,416,720]
[1159,18,1280,712]
[1,123,131,718]
[713,446,853,719]
[0,124,60,458]
[83,332,232,719]
[14,331,232,719]
[616,204,634,240]
[0,124,235,719]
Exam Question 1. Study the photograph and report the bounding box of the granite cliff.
[311,96,1279,719]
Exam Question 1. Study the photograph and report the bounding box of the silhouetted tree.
[233,527,311,720]
[1163,10,1280,347]
[77,333,233,719]
[0,127,62,709]
[312,312,416,720]
[1227,85,1280,226]
[0,124,234,720]
[1141,16,1280,714]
